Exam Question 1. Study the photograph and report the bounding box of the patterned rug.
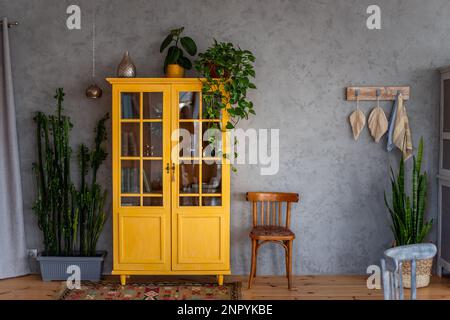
[59,281,241,300]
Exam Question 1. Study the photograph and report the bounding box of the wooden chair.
[246,192,300,289]
[381,243,437,300]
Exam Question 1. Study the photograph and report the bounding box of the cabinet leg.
[217,275,224,286]
[120,275,127,286]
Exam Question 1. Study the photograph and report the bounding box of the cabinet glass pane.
[202,162,222,194]
[179,162,199,193]
[143,92,163,119]
[202,123,222,157]
[143,123,162,157]
[442,186,450,262]
[121,93,140,119]
[143,160,163,194]
[121,123,140,157]
[444,140,450,170]
[143,197,163,206]
[179,122,200,157]
[179,92,200,119]
[121,160,140,194]
[444,80,450,132]
[121,197,140,206]
[180,197,199,207]
[202,197,221,207]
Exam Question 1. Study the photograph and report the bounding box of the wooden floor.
[1,274,450,300]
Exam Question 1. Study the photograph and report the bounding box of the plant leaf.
[226,122,234,130]
[177,56,192,70]
[180,36,197,56]
[160,34,173,53]
[166,46,181,65]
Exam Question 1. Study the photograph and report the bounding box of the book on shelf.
[143,169,151,193]
[121,167,140,194]
[121,132,129,156]
[128,132,138,156]
[121,132,138,157]
[121,94,139,118]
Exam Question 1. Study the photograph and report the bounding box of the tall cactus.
[384,137,433,245]
[33,88,74,255]
[77,113,109,256]
[33,88,109,256]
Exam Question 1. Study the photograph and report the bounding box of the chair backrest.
[381,243,437,300]
[246,192,299,228]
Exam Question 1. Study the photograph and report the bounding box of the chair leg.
[287,240,293,289]
[284,241,289,278]
[248,239,257,289]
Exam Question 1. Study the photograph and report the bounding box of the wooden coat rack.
[346,86,410,101]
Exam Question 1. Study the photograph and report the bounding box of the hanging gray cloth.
[386,93,399,152]
[0,18,28,279]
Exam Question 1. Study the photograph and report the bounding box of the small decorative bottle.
[117,51,137,78]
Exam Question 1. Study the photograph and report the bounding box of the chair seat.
[250,226,295,240]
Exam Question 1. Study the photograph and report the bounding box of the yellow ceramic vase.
[166,64,185,78]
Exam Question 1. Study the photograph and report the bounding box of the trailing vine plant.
[195,40,256,169]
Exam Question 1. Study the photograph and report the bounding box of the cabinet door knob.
[171,163,176,181]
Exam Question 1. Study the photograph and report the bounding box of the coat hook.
[355,89,360,97]
[376,89,381,97]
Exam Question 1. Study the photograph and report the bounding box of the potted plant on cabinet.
[384,137,434,288]
[33,88,109,281]
[195,40,256,169]
[160,26,197,78]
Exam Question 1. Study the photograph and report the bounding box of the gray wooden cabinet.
[437,66,450,276]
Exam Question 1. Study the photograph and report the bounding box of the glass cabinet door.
[175,89,224,207]
[119,90,168,207]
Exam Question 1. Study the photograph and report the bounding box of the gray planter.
[37,251,106,281]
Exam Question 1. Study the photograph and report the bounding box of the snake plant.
[384,137,433,246]
[33,88,108,256]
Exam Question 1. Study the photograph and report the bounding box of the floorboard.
[0,274,449,300]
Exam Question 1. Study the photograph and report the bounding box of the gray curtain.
[0,18,28,279]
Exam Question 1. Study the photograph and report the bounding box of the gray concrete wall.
[1,0,445,275]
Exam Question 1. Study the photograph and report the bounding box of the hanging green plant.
[195,40,256,170]
[195,40,256,130]
[160,26,197,72]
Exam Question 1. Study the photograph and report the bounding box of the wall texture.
[1,0,446,275]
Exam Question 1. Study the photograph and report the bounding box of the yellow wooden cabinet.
[107,78,230,285]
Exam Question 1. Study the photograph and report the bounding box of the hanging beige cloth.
[392,95,413,160]
[368,106,388,143]
[349,109,365,141]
